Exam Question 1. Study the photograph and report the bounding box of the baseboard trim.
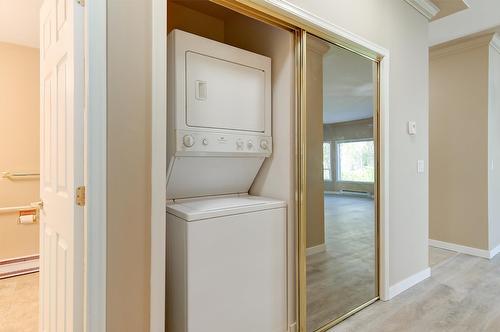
[429,239,492,259]
[490,244,500,259]
[0,254,39,279]
[306,244,326,256]
[288,322,297,332]
[388,267,431,299]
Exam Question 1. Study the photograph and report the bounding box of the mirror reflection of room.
[306,34,377,331]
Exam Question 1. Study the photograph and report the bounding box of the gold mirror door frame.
[297,29,308,332]
[203,2,382,331]
[298,32,381,332]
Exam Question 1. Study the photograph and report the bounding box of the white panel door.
[39,0,84,331]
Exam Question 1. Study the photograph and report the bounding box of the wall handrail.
[1,171,40,180]
[0,205,33,214]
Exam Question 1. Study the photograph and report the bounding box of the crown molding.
[405,0,439,20]
[490,33,500,55]
[430,33,495,60]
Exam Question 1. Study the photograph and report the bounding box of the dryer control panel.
[175,130,272,157]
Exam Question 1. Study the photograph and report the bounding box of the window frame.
[335,138,375,184]
[323,141,333,182]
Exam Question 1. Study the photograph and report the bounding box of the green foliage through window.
[337,140,374,183]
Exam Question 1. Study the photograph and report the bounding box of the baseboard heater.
[333,190,373,198]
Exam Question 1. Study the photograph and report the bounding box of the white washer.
[166,194,287,332]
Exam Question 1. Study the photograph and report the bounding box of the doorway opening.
[1,1,88,331]
[154,1,390,331]
[0,3,41,331]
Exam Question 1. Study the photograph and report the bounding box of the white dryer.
[167,29,272,199]
[166,194,287,332]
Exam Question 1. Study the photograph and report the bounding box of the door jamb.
[84,0,107,330]
[150,0,168,330]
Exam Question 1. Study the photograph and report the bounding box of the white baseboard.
[429,239,492,259]
[490,244,500,259]
[0,255,39,279]
[388,267,431,299]
[306,244,326,256]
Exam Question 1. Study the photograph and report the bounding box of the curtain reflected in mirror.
[305,33,378,331]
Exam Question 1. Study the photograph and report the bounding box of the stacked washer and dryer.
[166,30,287,332]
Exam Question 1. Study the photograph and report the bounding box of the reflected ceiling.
[323,45,374,124]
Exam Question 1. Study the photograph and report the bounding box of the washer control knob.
[236,139,244,149]
[202,138,209,146]
[260,140,269,150]
[247,140,254,149]
[183,135,195,147]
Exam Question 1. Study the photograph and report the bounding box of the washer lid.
[166,194,286,221]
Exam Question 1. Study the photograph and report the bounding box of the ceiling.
[0,0,43,48]
[322,45,374,124]
[431,0,469,21]
[171,0,237,19]
[429,0,500,45]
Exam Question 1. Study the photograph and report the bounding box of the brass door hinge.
[76,186,86,206]
[77,0,85,7]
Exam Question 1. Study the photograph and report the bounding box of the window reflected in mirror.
[305,33,378,331]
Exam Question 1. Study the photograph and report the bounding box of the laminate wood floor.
[330,250,500,332]
[0,272,38,332]
[307,195,377,331]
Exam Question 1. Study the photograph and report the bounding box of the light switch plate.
[408,121,417,135]
[417,160,425,173]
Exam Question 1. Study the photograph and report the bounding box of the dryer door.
[185,51,266,133]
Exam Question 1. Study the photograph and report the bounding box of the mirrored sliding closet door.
[304,33,379,332]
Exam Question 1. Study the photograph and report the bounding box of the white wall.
[488,41,500,250]
[285,0,430,286]
[107,0,152,330]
